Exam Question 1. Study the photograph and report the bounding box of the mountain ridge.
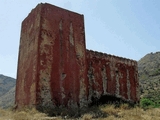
[138,51,160,104]
[0,74,16,108]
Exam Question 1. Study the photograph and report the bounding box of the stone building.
[16,3,139,111]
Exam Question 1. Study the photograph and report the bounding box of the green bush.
[140,98,155,109]
[154,100,160,108]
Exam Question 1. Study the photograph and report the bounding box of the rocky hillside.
[0,74,16,108]
[138,52,160,102]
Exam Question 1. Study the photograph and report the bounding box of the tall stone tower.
[16,3,88,110]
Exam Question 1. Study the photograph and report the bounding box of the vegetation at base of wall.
[1,104,160,120]
[140,98,160,109]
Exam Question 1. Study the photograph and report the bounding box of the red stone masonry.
[16,3,139,111]
[16,3,88,109]
[86,50,139,103]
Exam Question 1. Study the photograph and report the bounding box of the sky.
[0,0,160,78]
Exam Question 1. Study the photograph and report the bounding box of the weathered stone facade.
[86,50,139,104]
[15,3,139,111]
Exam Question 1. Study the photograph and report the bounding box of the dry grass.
[82,114,93,120]
[0,108,62,120]
[0,105,160,120]
[97,104,160,120]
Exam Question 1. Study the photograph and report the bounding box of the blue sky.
[0,0,160,78]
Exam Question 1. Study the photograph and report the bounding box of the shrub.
[140,98,155,109]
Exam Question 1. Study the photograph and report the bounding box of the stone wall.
[15,3,139,111]
[16,5,41,107]
[86,50,139,104]
[16,3,88,110]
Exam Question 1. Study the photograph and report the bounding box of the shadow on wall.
[89,94,136,107]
